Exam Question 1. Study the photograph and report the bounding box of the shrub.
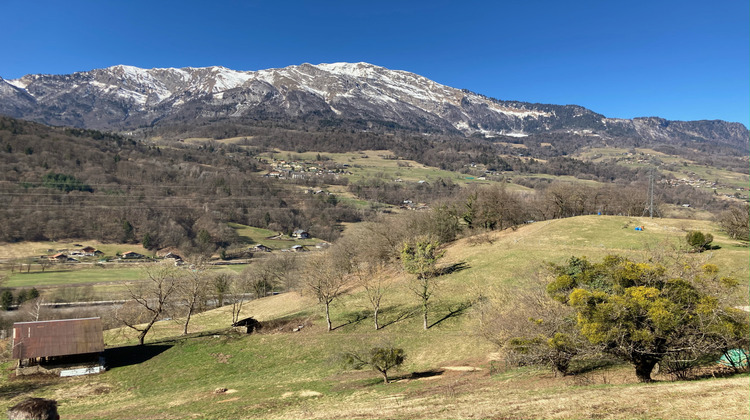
[685,230,713,252]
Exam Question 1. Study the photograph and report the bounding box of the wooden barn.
[12,317,105,376]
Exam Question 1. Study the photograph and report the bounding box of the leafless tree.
[221,272,247,325]
[718,204,750,241]
[246,253,298,297]
[355,261,394,330]
[477,270,592,375]
[301,246,352,331]
[177,257,211,335]
[38,258,52,273]
[115,262,180,345]
[21,297,46,322]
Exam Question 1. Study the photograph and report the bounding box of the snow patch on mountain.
[6,79,30,90]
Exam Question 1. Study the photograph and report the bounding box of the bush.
[685,230,713,252]
[344,346,406,384]
[547,254,748,382]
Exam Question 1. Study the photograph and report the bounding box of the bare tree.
[116,262,180,345]
[246,253,298,298]
[302,247,352,331]
[38,258,52,273]
[353,260,394,330]
[21,297,46,322]
[718,204,750,241]
[221,272,247,325]
[478,271,590,375]
[177,257,211,335]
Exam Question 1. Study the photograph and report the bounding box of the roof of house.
[50,253,67,258]
[12,317,104,359]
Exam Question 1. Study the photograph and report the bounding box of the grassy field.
[575,146,750,194]
[227,223,324,249]
[1,215,747,419]
[0,222,320,293]
[263,149,522,188]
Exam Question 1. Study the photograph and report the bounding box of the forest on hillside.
[0,116,744,254]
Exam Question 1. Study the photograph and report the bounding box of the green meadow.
[2,215,746,419]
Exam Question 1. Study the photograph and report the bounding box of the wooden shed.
[232,317,262,334]
[12,318,105,375]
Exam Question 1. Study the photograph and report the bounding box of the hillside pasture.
[227,222,323,249]
[1,215,747,419]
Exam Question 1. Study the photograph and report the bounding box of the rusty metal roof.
[12,317,104,359]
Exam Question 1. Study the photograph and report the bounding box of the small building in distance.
[121,251,145,259]
[48,253,67,263]
[80,246,103,256]
[290,245,308,252]
[292,229,310,239]
[253,244,272,253]
[12,317,105,376]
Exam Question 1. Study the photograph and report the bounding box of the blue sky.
[2,0,748,126]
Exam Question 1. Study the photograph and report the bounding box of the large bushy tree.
[546,255,748,382]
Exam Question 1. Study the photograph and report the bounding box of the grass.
[0,240,152,262]
[227,222,323,248]
[263,149,510,187]
[1,215,748,419]
[575,146,750,195]
[5,265,148,288]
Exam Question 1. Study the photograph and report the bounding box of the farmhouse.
[12,317,105,376]
[253,244,272,252]
[121,251,145,259]
[80,246,102,256]
[292,229,310,239]
[48,253,67,262]
[163,252,182,261]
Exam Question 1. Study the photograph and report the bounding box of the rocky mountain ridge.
[1,62,747,151]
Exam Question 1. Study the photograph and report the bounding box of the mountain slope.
[1,62,747,150]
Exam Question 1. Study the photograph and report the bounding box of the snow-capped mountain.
[0,62,747,149]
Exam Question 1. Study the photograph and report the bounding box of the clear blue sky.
[2,0,748,126]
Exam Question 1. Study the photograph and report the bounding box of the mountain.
[1,62,747,150]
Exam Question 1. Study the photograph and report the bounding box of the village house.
[163,252,182,261]
[253,244,272,252]
[121,251,145,259]
[12,318,105,376]
[48,253,68,263]
[292,229,310,239]
[80,246,102,256]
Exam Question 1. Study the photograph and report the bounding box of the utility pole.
[642,165,657,219]
[648,167,654,219]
